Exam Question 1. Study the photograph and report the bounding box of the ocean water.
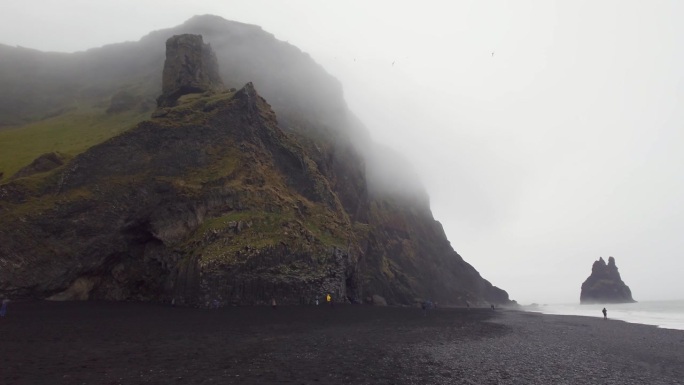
[523,300,684,331]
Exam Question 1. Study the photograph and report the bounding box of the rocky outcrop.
[10,152,66,180]
[580,257,635,304]
[156,34,224,107]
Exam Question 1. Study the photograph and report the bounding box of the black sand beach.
[1,301,682,384]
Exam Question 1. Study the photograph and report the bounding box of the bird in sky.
[491,52,495,57]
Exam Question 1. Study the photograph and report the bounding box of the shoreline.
[1,301,682,384]
[528,310,682,330]
[521,300,684,331]
[524,308,684,331]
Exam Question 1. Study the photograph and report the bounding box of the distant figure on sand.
[327,294,333,307]
[271,298,277,310]
[0,299,8,317]
[315,298,319,306]
[602,307,607,320]
[491,304,495,310]
[466,300,470,309]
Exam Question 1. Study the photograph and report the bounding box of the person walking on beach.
[271,298,277,310]
[602,307,607,320]
[0,299,8,317]
[326,293,333,307]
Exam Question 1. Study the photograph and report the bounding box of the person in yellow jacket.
[326,293,332,307]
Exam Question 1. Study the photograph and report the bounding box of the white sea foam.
[523,300,684,331]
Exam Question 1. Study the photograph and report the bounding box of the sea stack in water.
[580,257,635,304]
[157,34,224,107]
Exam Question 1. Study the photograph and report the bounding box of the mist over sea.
[524,300,684,331]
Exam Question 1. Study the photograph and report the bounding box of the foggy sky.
[2,0,683,304]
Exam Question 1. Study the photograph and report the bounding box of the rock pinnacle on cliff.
[157,34,224,107]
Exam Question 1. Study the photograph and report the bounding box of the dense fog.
[2,1,683,304]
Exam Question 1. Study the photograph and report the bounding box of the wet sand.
[1,301,682,384]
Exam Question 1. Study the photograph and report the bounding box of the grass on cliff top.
[0,106,149,182]
[0,90,238,185]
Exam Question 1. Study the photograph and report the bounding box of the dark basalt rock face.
[580,257,636,304]
[157,34,224,107]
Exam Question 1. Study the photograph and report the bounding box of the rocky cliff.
[0,80,359,305]
[580,257,635,304]
[0,16,512,307]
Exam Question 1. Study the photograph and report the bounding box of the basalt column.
[157,34,224,107]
